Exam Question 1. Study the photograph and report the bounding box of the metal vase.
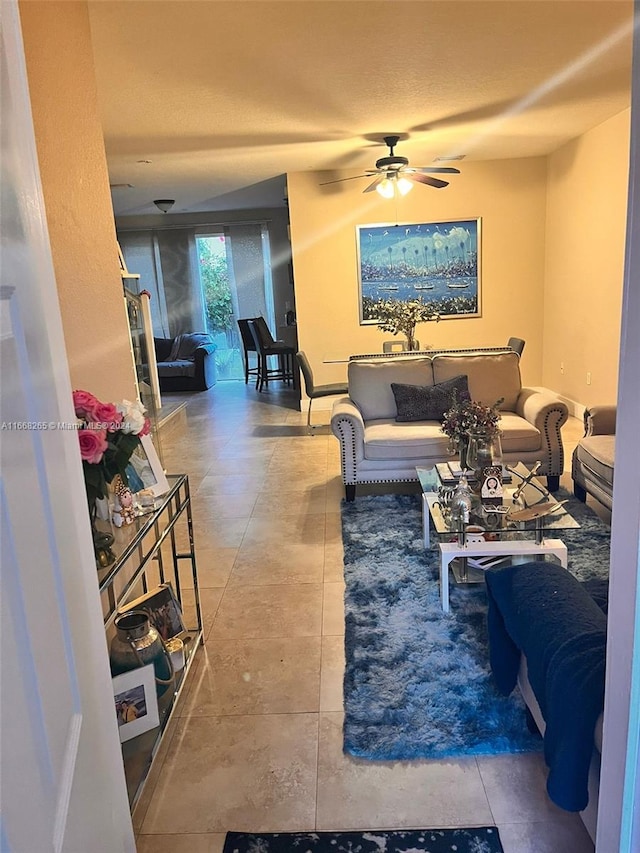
[110,610,175,698]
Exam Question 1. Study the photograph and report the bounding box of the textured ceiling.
[87,0,634,216]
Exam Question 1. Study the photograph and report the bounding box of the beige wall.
[20,0,136,403]
[543,109,630,408]
[287,158,548,386]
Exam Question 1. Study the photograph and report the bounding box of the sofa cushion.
[391,374,470,422]
[348,358,434,421]
[497,413,542,453]
[169,333,213,361]
[363,419,450,461]
[156,360,197,378]
[574,436,615,487]
[432,352,521,411]
[154,337,173,363]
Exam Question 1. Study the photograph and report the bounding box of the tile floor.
[134,382,596,853]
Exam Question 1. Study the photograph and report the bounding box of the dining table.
[322,345,513,364]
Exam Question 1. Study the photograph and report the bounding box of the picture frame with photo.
[118,582,186,642]
[113,663,159,743]
[126,433,170,499]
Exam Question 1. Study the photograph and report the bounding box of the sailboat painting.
[356,218,481,323]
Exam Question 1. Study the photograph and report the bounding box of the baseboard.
[530,386,586,421]
[300,397,339,414]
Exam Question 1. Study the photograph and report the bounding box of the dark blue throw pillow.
[391,374,470,422]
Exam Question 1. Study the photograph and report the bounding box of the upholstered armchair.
[572,405,616,511]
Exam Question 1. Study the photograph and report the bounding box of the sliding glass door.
[196,234,243,380]
[196,224,276,381]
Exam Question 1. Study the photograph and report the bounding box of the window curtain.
[118,231,170,337]
[155,229,206,336]
[118,229,207,338]
[224,223,275,333]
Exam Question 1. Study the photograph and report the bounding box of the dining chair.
[296,351,348,433]
[248,319,296,391]
[507,337,525,356]
[237,318,259,384]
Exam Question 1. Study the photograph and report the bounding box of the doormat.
[224,827,504,853]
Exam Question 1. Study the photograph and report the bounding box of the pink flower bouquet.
[74,390,151,507]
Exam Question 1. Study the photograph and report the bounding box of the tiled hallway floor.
[134,382,596,853]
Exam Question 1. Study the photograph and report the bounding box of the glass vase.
[467,432,503,486]
[457,437,470,471]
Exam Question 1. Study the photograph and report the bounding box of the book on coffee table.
[435,461,512,485]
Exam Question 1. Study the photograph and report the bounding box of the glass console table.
[98,474,202,809]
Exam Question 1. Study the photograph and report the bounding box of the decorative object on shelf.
[441,394,503,471]
[110,610,175,699]
[112,663,160,743]
[373,298,440,352]
[73,390,151,565]
[357,219,481,325]
[117,582,186,642]
[479,464,504,506]
[467,431,503,497]
[451,475,473,526]
[466,525,486,543]
[112,474,135,527]
[165,637,185,672]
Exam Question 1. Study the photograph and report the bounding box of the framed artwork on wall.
[356,218,481,324]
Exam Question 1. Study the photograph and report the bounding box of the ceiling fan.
[320,135,460,197]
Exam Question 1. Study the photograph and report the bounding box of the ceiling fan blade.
[409,173,449,189]
[363,177,384,193]
[319,174,370,186]
[405,166,461,175]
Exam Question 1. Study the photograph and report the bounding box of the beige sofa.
[330,351,569,501]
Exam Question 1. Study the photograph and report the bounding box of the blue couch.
[154,333,217,392]
[485,561,606,841]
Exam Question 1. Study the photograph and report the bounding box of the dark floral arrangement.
[441,392,503,447]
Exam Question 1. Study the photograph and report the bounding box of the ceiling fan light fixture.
[376,178,395,199]
[153,199,175,213]
[396,177,413,196]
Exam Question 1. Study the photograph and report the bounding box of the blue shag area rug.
[341,488,610,760]
[224,828,504,853]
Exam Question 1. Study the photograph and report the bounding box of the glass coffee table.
[417,462,580,612]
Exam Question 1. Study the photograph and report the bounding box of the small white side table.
[421,491,568,613]
[437,538,567,613]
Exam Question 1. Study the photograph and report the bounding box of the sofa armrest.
[193,343,217,390]
[193,342,217,361]
[331,397,366,482]
[584,405,616,437]
[516,388,569,476]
